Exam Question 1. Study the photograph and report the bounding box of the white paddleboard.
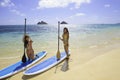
[24,51,69,75]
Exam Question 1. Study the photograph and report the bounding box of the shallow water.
[0,24,120,58]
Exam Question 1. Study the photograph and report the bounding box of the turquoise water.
[0,24,120,57]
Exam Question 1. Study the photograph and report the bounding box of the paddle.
[56,21,61,60]
[22,18,27,63]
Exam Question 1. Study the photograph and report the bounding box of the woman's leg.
[64,45,69,58]
[26,49,31,60]
[30,49,34,60]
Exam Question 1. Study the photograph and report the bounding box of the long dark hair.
[63,27,69,39]
[63,27,69,34]
[23,34,29,48]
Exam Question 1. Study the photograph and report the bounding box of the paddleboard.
[0,51,47,79]
[24,51,69,75]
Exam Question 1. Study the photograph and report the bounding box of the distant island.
[116,23,120,24]
[61,21,68,24]
[37,21,48,25]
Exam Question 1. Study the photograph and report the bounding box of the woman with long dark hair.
[59,27,69,59]
[59,27,70,71]
[23,34,34,60]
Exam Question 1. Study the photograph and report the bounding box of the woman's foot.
[35,54,39,58]
[66,56,69,59]
[28,58,31,61]
[67,53,70,57]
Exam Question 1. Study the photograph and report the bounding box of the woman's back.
[27,40,34,60]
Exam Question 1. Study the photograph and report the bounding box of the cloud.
[0,0,15,7]
[104,4,111,8]
[0,0,26,17]
[37,0,91,9]
[75,13,86,16]
[70,7,74,10]
[10,9,25,17]
[69,12,86,18]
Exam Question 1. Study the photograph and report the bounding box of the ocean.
[0,24,120,59]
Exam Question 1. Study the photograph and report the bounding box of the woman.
[23,35,34,60]
[59,27,70,72]
[59,27,69,59]
[26,39,34,60]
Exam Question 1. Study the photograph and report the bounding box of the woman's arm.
[59,36,63,41]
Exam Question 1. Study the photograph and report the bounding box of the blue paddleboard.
[24,51,69,75]
[0,51,47,79]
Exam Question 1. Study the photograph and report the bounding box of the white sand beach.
[0,47,119,80]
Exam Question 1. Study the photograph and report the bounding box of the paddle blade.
[22,53,27,63]
[56,50,60,60]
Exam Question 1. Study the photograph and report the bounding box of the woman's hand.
[59,36,63,41]
[59,36,61,39]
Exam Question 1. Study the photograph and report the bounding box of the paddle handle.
[58,21,60,51]
[24,18,27,50]
[24,18,26,35]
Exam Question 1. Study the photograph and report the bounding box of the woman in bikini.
[59,27,69,59]
[23,35,34,60]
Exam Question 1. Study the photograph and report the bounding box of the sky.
[0,0,120,25]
